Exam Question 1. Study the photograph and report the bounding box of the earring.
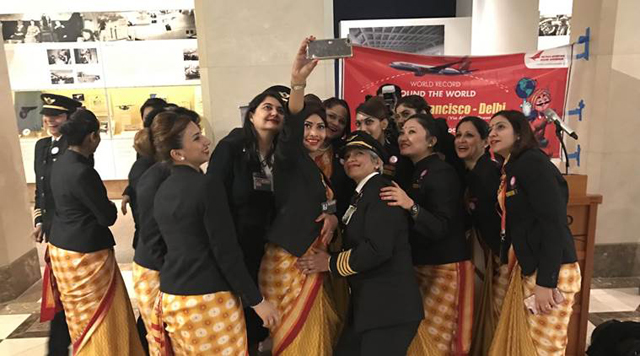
[180,157,185,161]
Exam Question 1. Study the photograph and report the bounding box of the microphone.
[543,108,578,140]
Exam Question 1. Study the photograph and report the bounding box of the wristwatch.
[291,82,306,91]
[409,204,420,218]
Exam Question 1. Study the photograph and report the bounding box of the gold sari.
[47,244,144,355]
[133,262,162,355]
[408,261,475,356]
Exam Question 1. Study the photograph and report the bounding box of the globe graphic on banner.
[515,78,537,99]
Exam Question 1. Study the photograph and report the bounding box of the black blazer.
[33,136,68,235]
[408,155,470,265]
[503,148,577,288]
[466,153,502,255]
[383,140,413,190]
[49,150,116,253]
[330,174,423,332]
[266,108,332,257]
[207,128,276,281]
[126,156,155,249]
[154,165,262,306]
[133,162,170,271]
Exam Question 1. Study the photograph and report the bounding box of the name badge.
[252,172,272,192]
[321,199,337,214]
[342,204,357,225]
[412,183,421,189]
[506,189,518,197]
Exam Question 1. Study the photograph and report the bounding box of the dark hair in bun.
[140,97,167,119]
[150,111,193,162]
[396,95,432,116]
[136,108,200,159]
[59,109,99,146]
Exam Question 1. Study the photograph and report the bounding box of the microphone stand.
[553,120,571,175]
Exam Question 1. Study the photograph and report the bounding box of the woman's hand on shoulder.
[380,181,414,210]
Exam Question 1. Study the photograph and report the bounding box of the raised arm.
[289,36,318,115]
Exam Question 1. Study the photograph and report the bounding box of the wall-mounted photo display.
[184,63,200,80]
[183,48,198,61]
[47,48,72,65]
[50,69,74,84]
[74,48,99,64]
[0,10,196,44]
[77,70,102,84]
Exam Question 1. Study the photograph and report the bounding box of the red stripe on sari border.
[272,273,324,356]
[151,292,173,356]
[72,259,118,355]
[453,261,474,356]
[40,247,63,322]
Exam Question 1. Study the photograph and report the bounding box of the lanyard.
[496,154,511,245]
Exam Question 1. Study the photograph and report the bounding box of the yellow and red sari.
[43,244,144,356]
[408,260,475,356]
[469,241,511,356]
[488,164,582,356]
[488,258,581,356]
[133,262,162,355]
[314,146,350,328]
[259,240,339,356]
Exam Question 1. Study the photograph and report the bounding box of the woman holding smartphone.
[487,110,580,356]
[258,97,340,354]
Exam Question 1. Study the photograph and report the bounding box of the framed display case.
[2,7,202,182]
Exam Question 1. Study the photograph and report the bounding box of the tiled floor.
[1,270,638,355]
[1,203,638,354]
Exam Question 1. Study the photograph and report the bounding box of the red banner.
[342,45,572,158]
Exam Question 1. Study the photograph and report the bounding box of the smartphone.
[306,38,353,60]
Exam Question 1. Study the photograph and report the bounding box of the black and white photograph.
[47,49,72,65]
[183,48,198,61]
[539,15,571,36]
[184,63,200,80]
[76,71,102,83]
[348,25,445,55]
[50,70,74,84]
[74,48,99,64]
[0,9,196,44]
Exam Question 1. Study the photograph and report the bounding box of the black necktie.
[350,191,363,206]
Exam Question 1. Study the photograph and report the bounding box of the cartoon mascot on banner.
[515,78,555,157]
